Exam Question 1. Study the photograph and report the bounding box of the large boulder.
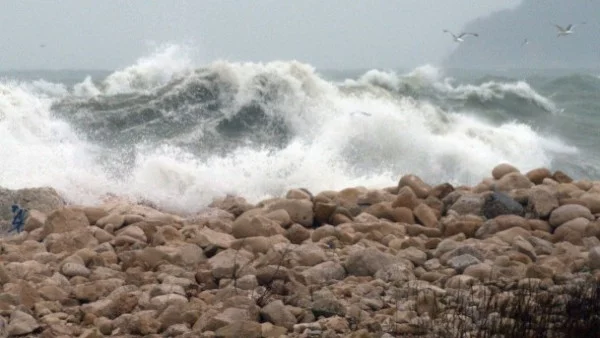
[41,207,90,239]
[0,187,65,221]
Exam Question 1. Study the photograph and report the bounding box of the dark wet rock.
[482,192,524,219]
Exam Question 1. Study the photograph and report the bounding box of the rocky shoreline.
[1,163,600,337]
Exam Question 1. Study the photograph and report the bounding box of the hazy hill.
[443,0,600,69]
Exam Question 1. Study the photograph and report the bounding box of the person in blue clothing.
[9,204,28,233]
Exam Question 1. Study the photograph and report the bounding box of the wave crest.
[0,45,580,213]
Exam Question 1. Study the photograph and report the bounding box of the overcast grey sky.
[0,0,521,71]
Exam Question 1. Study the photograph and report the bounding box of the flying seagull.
[553,22,586,37]
[521,38,530,47]
[443,29,479,43]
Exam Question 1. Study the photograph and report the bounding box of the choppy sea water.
[1,44,598,213]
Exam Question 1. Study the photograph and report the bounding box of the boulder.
[494,172,533,192]
[209,195,255,217]
[23,210,46,232]
[449,194,485,216]
[186,226,234,249]
[260,300,297,330]
[344,247,395,276]
[579,193,600,214]
[301,261,346,285]
[491,163,519,179]
[588,246,600,270]
[528,188,559,218]
[41,207,90,239]
[285,223,311,244]
[374,263,416,283]
[552,217,591,245]
[96,213,126,229]
[232,215,285,239]
[398,174,432,199]
[447,254,481,273]
[7,310,40,336]
[0,187,64,222]
[526,168,552,185]
[413,203,438,227]
[428,183,454,200]
[286,188,313,200]
[208,248,254,279]
[215,321,262,338]
[552,170,573,184]
[548,204,593,229]
[265,199,313,227]
[482,192,524,219]
[392,186,421,210]
[45,229,99,254]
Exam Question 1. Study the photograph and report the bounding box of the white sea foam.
[0,45,578,214]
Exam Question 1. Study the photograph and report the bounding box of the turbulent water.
[1,45,598,214]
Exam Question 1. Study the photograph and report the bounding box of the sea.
[1,44,599,214]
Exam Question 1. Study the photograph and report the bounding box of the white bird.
[553,22,585,37]
[443,29,479,43]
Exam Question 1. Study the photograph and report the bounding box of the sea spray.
[0,44,579,214]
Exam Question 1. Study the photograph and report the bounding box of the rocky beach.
[1,163,600,337]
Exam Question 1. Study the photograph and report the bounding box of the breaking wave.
[0,44,580,213]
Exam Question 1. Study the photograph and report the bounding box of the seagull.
[553,22,586,37]
[521,38,530,47]
[443,29,479,43]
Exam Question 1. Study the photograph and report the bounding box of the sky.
[0,0,521,71]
